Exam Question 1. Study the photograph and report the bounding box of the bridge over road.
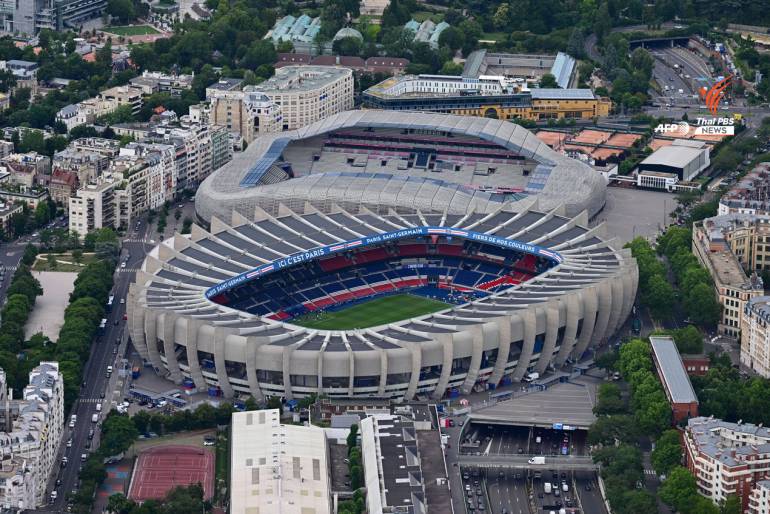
[457,454,598,471]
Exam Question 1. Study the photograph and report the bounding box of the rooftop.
[649,336,699,404]
[467,381,597,429]
[687,416,770,467]
[640,139,708,168]
[250,66,352,94]
[230,409,331,514]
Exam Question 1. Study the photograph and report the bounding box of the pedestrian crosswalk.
[0,265,17,271]
[124,238,157,244]
[116,268,139,273]
[80,398,103,404]
[644,469,657,476]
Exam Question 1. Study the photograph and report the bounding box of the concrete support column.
[405,343,422,400]
[572,288,597,359]
[184,320,208,392]
[433,333,454,400]
[245,336,265,403]
[592,281,613,346]
[213,329,234,399]
[377,348,388,396]
[512,309,537,381]
[535,301,560,375]
[555,294,580,366]
[282,346,296,400]
[143,309,164,372]
[162,312,183,384]
[488,317,512,386]
[460,325,484,394]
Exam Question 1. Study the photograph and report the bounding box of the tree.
[347,423,358,453]
[587,415,639,445]
[539,73,558,88]
[240,40,276,70]
[721,495,741,514]
[595,383,626,415]
[659,466,699,513]
[671,325,704,355]
[596,350,619,375]
[567,28,585,58]
[643,274,675,320]
[332,37,362,56]
[47,252,58,270]
[72,249,83,266]
[684,283,720,327]
[107,0,136,23]
[437,27,465,53]
[652,429,683,475]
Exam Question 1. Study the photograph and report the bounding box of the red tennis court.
[128,445,214,502]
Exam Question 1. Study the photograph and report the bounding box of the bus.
[107,295,115,312]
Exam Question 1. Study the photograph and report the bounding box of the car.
[66,439,72,448]
[113,347,118,355]
[120,298,125,304]
[203,436,216,446]
[100,391,105,399]
[120,262,126,269]
[448,419,455,427]
[114,319,119,326]
[56,479,62,486]
[517,447,523,454]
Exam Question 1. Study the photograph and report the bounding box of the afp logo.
[699,75,732,115]
[653,121,690,135]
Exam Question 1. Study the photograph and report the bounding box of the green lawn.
[214,429,229,503]
[103,25,160,36]
[293,294,449,330]
[32,252,99,272]
[480,32,508,42]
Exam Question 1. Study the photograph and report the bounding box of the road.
[457,454,597,471]
[37,218,157,513]
[486,471,529,514]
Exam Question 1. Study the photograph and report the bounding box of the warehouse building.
[637,139,710,189]
[649,336,699,423]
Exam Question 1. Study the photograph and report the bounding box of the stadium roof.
[649,336,698,405]
[196,110,606,224]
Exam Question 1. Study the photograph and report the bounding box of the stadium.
[127,111,636,401]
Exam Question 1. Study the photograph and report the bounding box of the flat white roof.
[649,336,698,405]
[230,409,331,514]
[640,144,705,168]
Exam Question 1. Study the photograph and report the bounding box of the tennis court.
[128,445,214,502]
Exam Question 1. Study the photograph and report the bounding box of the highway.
[38,220,155,513]
[486,471,529,514]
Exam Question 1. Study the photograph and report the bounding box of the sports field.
[104,25,160,36]
[294,294,449,330]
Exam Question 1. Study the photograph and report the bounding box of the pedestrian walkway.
[94,461,132,512]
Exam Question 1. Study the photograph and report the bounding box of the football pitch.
[104,25,160,36]
[293,294,449,330]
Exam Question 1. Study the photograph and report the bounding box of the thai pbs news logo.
[654,75,735,136]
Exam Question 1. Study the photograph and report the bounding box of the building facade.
[685,416,770,511]
[0,362,63,511]
[719,163,770,216]
[68,173,121,236]
[363,75,610,121]
[3,0,106,35]
[741,296,770,378]
[693,214,766,337]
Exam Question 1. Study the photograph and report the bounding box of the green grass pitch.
[293,294,449,330]
[104,25,160,36]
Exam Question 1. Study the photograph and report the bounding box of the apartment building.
[129,71,194,96]
[693,214,766,337]
[68,173,121,236]
[98,86,143,116]
[0,153,51,190]
[0,201,22,239]
[0,362,63,511]
[685,416,770,511]
[48,169,79,204]
[208,87,282,144]
[719,163,770,216]
[750,480,770,514]
[251,66,354,131]
[53,146,112,185]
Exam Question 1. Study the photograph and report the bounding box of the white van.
[95,403,102,412]
[544,482,552,494]
[91,413,98,423]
